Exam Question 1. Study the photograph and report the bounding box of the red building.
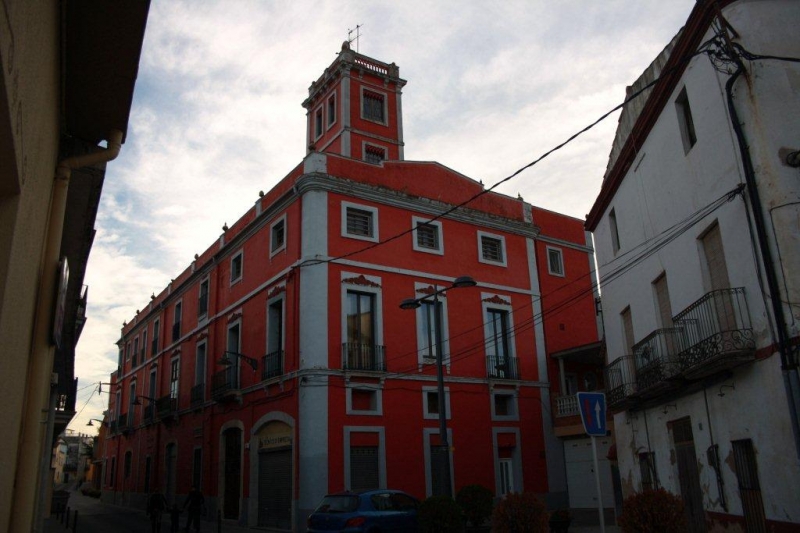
[101,42,600,531]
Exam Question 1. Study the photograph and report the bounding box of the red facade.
[102,42,599,530]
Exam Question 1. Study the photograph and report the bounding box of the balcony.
[262,350,284,380]
[341,343,386,372]
[633,328,685,399]
[156,395,178,420]
[605,355,637,411]
[190,383,204,408]
[673,287,755,379]
[486,355,519,380]
[212,367,241,400]
[555,394,579,417]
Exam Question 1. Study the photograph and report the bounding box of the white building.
[586,1,800,531]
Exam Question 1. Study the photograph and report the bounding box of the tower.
[302,41,407,163]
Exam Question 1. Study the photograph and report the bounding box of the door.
[258,447,292,528]
[223,428,242,520]
[672,418,706,533]
[732,439,766,533]
[564,437,614,509]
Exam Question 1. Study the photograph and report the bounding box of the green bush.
[456,484,494,527]
[419,495,464,533]
[491,492,549,533]
[618,489,687,533]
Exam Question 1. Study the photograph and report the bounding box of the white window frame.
[270,214,287,258]
[341,201,379,243]
[327,93,337,130]
[477,231,507,267]
[422,386,451,420]
[412,217,444,255]
[230,249,244,285]
[491,390,519,421]
[346,383,383,416]
[340,272,384,362]
[362,142,386,165]
[413,282,451,369]
[482,292,517,365]
[360,86,388,125]
[343,426,387,491]
[546,246,565,277]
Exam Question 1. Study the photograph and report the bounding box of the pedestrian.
[146,488,168,533]
[170,503,181,533]
[183,485,205,533]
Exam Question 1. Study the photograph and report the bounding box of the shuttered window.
[350,446,379,491]
[481,236,504,263]
[346,208,374,237]
[416,223,439,250]
[363,91,385,122]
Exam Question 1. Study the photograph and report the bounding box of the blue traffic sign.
[577,392,607,436]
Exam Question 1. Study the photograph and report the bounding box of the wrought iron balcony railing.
[633,327,685,398]
[605,355,637,410]
[486,355,519,380]
[156,395,178,418]
[673,287,755,378]
[212,367,241,399]
[262,350,284,380]
[341,343,386,372]
[190,383,204,407]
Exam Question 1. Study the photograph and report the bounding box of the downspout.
[725,69,800,462]
[18,130,123,533]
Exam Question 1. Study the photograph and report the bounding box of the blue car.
[307,490,420,532]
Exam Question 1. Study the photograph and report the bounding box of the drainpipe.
[13,131,123,533]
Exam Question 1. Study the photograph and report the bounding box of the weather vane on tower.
[348,24,363,53]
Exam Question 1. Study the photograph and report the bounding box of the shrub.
[419,495,464,533]
[618,489,687,533]
[491,492,549,533]
[456,484,494,527]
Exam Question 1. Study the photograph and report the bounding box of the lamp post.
[400,275,476,498]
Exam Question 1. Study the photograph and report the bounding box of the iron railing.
[211,367,240,399]
[190,383,204,407]
[486,355,519,380]
[262,350,284,380]
[341,343,386,372]
[633,327,685,395]
[673,287,755,376]
[156,395,178,418]
[605,355,637,409]
[556,395,579,417]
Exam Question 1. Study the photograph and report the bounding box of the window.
[344,428,386,492]
[675,87,697,153]
[621,306,635,354]
[149,368,158,402]
[314,107,323,139]
[418,299,443,363]
[265,298,284,378]
[142,329,148,361]
[486,308,513,378]
[128,381,137,424]
[362,89,386,123]
[172,301,182,342]
[347,386,382,415]
[609,208,621,253]
[345,291,381,370]
[343,202,378,241]
[422,387,451,420]
[732,439,767,531]
[169,358,179,400]
[198,279,209,319]
[364,144,386,165]
[195,341,206,388]
[639,451,658,491]
[653,273,673,329]
[270,216,286,256]
[478,231,507,266]
[226,322,241,388]
[547,246,564,277]
[152,319,160,355]
[126,342,131,362]
[492,392,518,420]
[412,218,443,254]
[498,458,514,496]
[132,337,139,367]
[230,250,243,284]
[327,94,337,128]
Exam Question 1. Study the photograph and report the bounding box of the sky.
[69,0,697,433]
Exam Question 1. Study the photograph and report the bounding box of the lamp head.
[86,420,94,426]
[218,353,233,366]
[400,298,421,310]
[452,276,476,288]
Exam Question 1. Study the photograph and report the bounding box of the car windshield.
[314,495,360,514]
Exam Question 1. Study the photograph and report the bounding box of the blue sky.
[70,0,696,431]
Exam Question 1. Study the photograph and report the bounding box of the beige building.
[0,2,149,531]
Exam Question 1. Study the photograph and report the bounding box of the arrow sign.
[577,392,607,436]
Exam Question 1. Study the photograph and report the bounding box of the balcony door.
[346,291,375,369]
[701,224,735,331]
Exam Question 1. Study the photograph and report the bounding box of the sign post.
[577,392,607,533]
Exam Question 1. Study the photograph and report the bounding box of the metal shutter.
[258,448,292,528]
[350,446,379,491]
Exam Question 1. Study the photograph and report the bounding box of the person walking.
[183,485,205,533]
[147,488,168,533]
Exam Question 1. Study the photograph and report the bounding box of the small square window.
[327,95,337,128]
[362,90,385,123]
[422,387,450,420]
[230,251,243,284]
[346,385,383,416]
[547,247,564,277]
[364,145,386,165]
[478,231,507,266]
[492,392,518,420]
[417,224,438,249]
[271,217,286,256]
[342,202,379,242]
[315,108,323,139]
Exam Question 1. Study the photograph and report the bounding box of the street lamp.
[132,394,157,406]
[217,350,259,371]
[400,275,476,498]
[86,418,105,427]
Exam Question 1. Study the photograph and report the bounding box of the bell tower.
[302,41,407,164]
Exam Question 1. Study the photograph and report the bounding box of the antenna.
[347,24,363,53]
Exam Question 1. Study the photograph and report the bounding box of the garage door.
[565,437,614,509]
